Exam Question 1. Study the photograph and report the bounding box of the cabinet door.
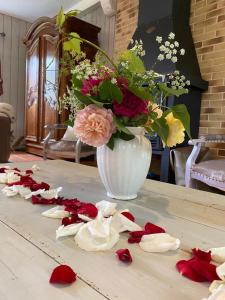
[25,38,40,142]
[40,34,59,141]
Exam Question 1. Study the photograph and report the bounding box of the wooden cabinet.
[24,17,100,156]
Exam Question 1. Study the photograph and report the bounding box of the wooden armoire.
[23,17,100,156]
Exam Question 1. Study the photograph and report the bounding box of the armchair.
[185,135,225,191]
[43,124,95,163]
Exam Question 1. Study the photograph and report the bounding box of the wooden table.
[0,160,225,300]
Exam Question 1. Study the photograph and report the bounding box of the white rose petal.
[96,200,117,217]
[78,214,93,222]
[139,233,180,253]
[56,223,84,240]
[40,187,62,199]
[216,262,225,281]
[31,164,40,172]
[42,206,69,219]
[210,247,225,263]
[75,215,119,251]
[111,212,141,233]
[209,280,225,294]
[205,285,225,300]
[25,189,46,200]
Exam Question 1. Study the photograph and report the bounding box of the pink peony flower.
[113,88,149,118]
[74,105,115,147]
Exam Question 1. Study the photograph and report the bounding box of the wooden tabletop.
[0,160,225,300]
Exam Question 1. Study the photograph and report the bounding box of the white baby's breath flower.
[159,45,166,51]
[168,32,175,39]
[141,50,145,56]
[186,80,191,86]
[172,49,177,54]
[156,36,162,43]
[171,56,178,63]
[111,78,117,84]
[164,47,170,53]
[181,75,185,80]
[165,41,170,47]
[130,38,134,44]
[174,41,179,47]
[166,53,172,59]
[170,44,174,49]
[174,70,180,75]
[157,54,165,61]
[180,48,185,55]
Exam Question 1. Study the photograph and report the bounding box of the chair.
[185,135,225,191]
[43,124,95,163]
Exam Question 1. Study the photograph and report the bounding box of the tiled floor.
[9,151,43,163]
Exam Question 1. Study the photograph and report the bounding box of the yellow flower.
[152,103,163,119]
[165,112,185,147]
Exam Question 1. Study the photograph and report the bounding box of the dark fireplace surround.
[130,0,208,182]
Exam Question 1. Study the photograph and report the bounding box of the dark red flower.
[144,222,166,234]
[116,249,132,263]
[81,77,102,96]
[121,211,135,222]
[49,265,76,284]
[192,248,211,262]
[176,257,219,282]
[128,236,142,244]
[77,203,98,219]
[113,88,148,118]
[62,215,79,226]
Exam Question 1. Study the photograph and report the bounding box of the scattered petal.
[192,248,211,262]
[49,265,76,284]
[209,280,225,293]
[210,247,225,263]
[77,203,98,219]
[205,285,225,300]
[62,215,79,226]
[31,164,40,172]
[140,233,180,253]
[121,211,135,222]
[96,200,117,217]
[128,236,142,244]
[144,222,166,234]
[216,262,225,281]
[40,187,62,199]
[176,257,219,282]
[111,212,141,233]
[56,223,84,239]
[78,214,93,222]
[116,249,132,263]
[32,195,63,205]
[42,206,69,219]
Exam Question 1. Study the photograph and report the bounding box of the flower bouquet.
[55,9,191,199]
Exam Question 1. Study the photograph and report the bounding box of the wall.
[115,0,225,157]
[0,13,30,142]
[78,2,116,56]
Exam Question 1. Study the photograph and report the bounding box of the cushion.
[61,126,77,141]
[191,160,225,183]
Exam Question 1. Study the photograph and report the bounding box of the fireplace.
[131,0,208,182]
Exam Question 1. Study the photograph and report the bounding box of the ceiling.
[0,0,99,22]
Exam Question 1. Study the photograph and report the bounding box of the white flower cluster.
[168,70,190,92]
[130,39,146,57]
[156,32,185,63]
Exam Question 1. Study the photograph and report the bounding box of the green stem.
[69,34,118,71]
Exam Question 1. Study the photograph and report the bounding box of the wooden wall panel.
[0,13,30,142]
[78,3,116,57]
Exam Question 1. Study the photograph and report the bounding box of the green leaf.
[66,9,79,18]
[63,33,81,53]
[65,119,74,127]
[158,83,187,97]
[128,84,151,100]
[107,136,115,150]
[165,104,191,138]
[119,131,135,141]
[113,116,134,136]
[73,90,105,107]
[72,74,83,89]
[151,117,169,144]
[119,50,145,74]
[56,8,66,28]
[127,114,148,127]
[99,80,123,103]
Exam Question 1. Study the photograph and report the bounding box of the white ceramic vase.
[97,127,152,200]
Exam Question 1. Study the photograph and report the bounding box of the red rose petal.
[31,182,50,191]
[176,257,219,282]
[129,230,147,238]
[0,167,7,173]
[144,222,166,234]
[116,249,132,263]
[31,195,60,205]
[77,203,98,219]
[63,199,81,208]
[62,215,79,226]
[121,211,135,222]
[65,207,78,215]
[49,265,76,284]
[128,236,142,244]
[25,169,33,175]
[192,248,212,262]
